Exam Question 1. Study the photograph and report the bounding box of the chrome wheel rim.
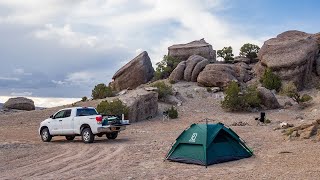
[42,130,48,140]
[83,131,90,141]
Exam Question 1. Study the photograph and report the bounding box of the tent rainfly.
[165,123,253,166]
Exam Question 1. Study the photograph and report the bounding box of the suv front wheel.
[41,127,52,142]
[81,128,94,143]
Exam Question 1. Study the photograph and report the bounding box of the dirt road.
[1,95,320,179]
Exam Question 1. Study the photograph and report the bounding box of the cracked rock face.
[257,30,319,89]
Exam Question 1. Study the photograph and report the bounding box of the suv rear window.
[76,108,98,116]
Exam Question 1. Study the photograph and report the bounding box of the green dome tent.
[165,123,253,166]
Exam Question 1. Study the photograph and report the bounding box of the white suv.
[39,107,130,143]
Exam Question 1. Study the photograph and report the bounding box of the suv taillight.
[96,116,103,124]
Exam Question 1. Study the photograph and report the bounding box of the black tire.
[81,128,94,143]
[65,136,75,141]
[106,132,118,139]
[40,127,52,142]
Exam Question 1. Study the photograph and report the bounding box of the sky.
[0,0,319,107]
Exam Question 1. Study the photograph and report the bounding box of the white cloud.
[10,91,33,96]
[0,77,19,81]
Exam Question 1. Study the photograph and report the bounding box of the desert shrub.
[239,43,260,60]
[221,81,261,111]
[96,99,129,117]
[154,55,180,80]
[281,82,313,104]
[92,83,113,99]
[243,85,261,108]
[206,87,213,93]
[81,96,88,102]
[167,106,178,119]
[260,68,282,91]
[217,46,234,63]
[151,81,173,99]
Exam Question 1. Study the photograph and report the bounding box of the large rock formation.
[184,55,205,81]
[3,97,35,111]
[118,89,158,122]
[233,56,251,64]
[191,58,209,82]
[257,87,280,109]
[197,63,253,88]
[168,39,216,63]
[111,51,154,91]
[257,30,319,89]
[169,61,186,82]
[197,64,238,88]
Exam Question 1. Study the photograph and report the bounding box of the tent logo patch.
[189,133,197,142]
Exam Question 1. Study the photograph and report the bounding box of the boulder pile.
[285,119,320,140]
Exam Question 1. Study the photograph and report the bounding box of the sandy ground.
[1,83,320,180]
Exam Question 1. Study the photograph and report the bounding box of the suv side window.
[54,110,66,119]
[64,109,72,118]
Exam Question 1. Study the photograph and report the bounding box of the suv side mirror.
[50,115,53,119]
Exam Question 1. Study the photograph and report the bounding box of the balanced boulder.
[3,97,35,111]
[168,39,216,63]
[257,30,318,89]
[169,61,186,82]
[111,51,154,91]
[257,87,280,109]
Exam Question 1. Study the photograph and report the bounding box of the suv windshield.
[76,108,98,116]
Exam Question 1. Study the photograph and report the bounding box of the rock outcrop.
[197,63,253,88]
[3,97,35,111]
[257,30,319,89]
[234,56,251,64]
[184,55,205,81]
[118,88,158,122]
[197,64,238,88]
[111,51,154,91]
[257,87,280,109]
[169,61,186,82]
[168,39,216,63]
[191,58,209,82]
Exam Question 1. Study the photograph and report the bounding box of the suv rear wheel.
[106,132,118,139]
[81,128,94,143]
[41,127,52,142]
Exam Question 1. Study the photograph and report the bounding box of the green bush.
[281,82,313,104]
[92,83,113,99]
[167,106,178,119]
[154,55,180,80]
[260,68,282,91]
[217,46,234,63]
[239,43,260,60]
[221,81,261,111]
[81,96,88,102]
[96,99,129,117]
[151,81,173,99]
[244,85,261,108]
